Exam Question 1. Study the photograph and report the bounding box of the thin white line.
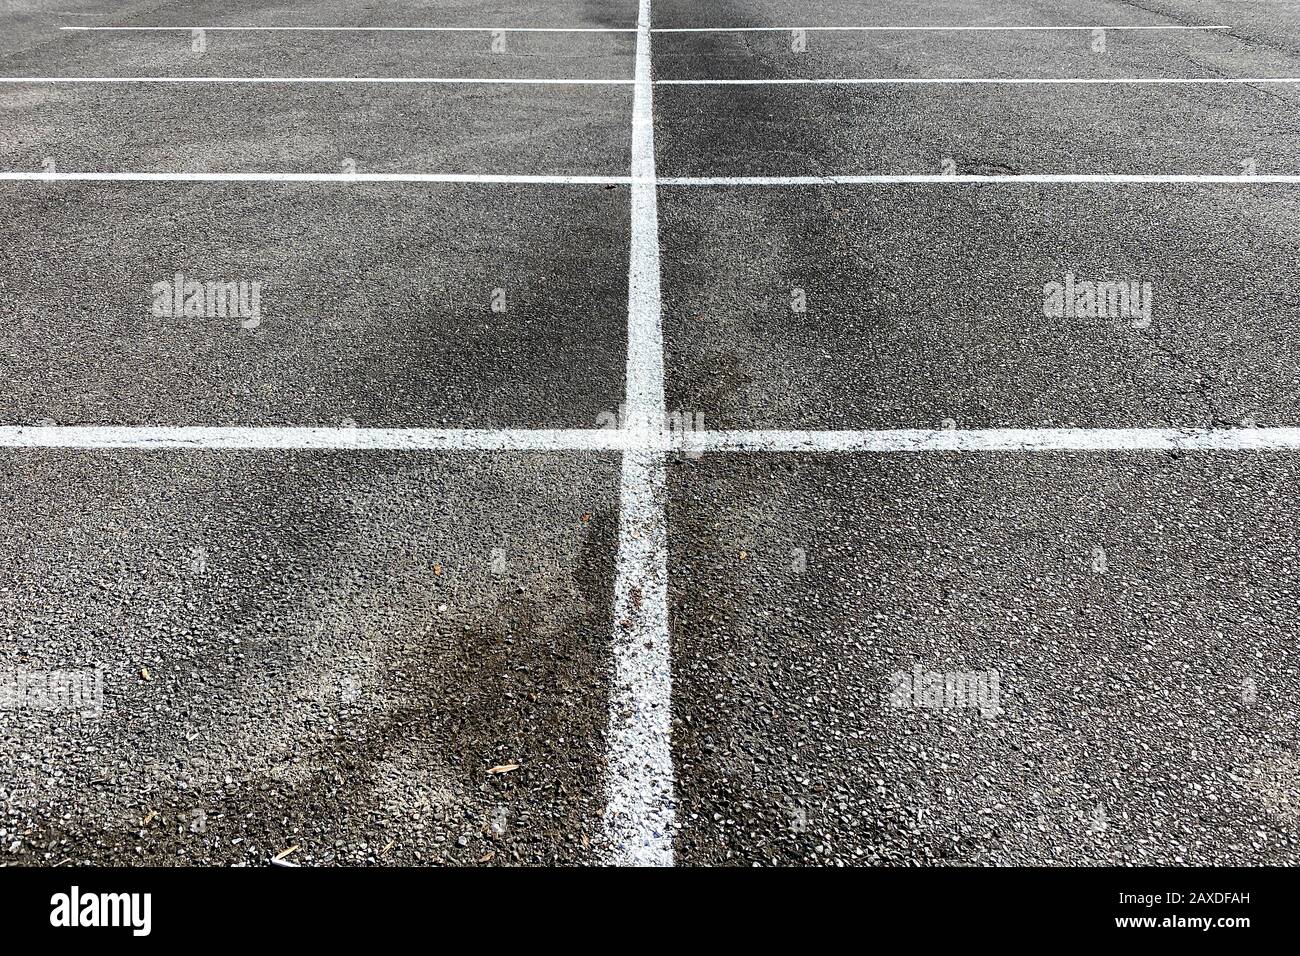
[2,429,1300,455]
[4,426,1300,453]
[687,428,1300,453]
[652,25,1230,32]
[657,77,1300,85]
[0,76,631,84]
[0,426,632,451]
[17,76,1291,86]
[13,75,1287,86]
[624,58,664,418]
[0,172,631,185]
[659,174,1300,186]
[604,0,674,868]
[58,24,1230,34]
[61,26,637,32]
[5,173,1295,187]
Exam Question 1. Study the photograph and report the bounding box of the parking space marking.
[0,76,633,85]
[652,25,1229,33]
[687,428,1300,454]
[657,77,1300,85]
[0,426,633,451]
[603,0,676,869]
[5,426,1299,454]
[61,26,637,33]
[0,172,633,184]
[11,78,1289,88]
[658,175,1300,185]
[59,24,1228,35]
[9,175,1295,185]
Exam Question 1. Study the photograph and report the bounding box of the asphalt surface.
[669,451,1300,865]
[661,185,1300,430]
[1,183,629,427]
[3,0,1300,868]
[2,450,619,864]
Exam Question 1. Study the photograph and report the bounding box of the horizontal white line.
[6,76,1289,87]
[5,173,1298,186]
[58,24,1229,34]
[658,174,1300,185]
[0,76,631,84]
[689,428,1300,453]
[0,426,631,451]
[652,25,1229,33]
[4,426,1300,453]
[60,26,638,32]
[657,76,1300,85]
[0,171,630,184]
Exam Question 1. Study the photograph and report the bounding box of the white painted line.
[0,426,632,451]
[0,76,631,84]
[605,447,673,867]
[58,24,1228,34]
[623,36,665,426]
[659,174,1300,186]
[652,25,1230,32]
[16,76,1291,88]
[657,76,1300,85]
[685,428,1300,453]
[0,171,631,185]
[604,0,675,869]
[4,425,1300,453]
[5,172,1297,187]
[61,26,637,32]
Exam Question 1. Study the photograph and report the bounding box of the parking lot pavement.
[0,27,635,79]
[668,450,1300,865]
[0,449,619,865]
[660,184,1300,431]
[0,83,632,176]
[650,0,1300,181]
[4,0,1300,871]
[0,1,637,178]
[652,23,1297,81]
[652,0,1299,40]
[655,83,1300,178]
[0,183,629,428]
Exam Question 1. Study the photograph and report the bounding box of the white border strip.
[0,76,631,84]
[59,25,1228,34]
[0,426,631,451]
[60,26,637,32]
[659,174,1300,185]
[10,76,1289,87]
[603,0,675,869]
[0,172,630,185]
[653,25,1229,33]
[688,427,1300,453]
[7,173,1298,186]
[3,426,1300,453]
[658,76,1300,85]
[11,76,1293,87]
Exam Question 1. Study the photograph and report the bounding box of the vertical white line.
[604,0,675,866]
[624,0,665,423]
